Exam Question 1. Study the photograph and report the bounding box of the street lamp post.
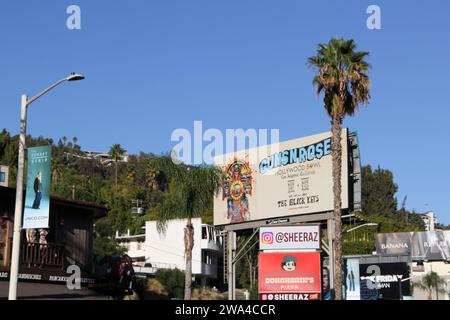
[8,73,84,300]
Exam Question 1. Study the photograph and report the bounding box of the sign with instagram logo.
[260,225,320,250]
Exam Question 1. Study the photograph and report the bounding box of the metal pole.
[227,230,235,300]
[327,217,335,296]
[7,75,83,300]
[8,94,28,300]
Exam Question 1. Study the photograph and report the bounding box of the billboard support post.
[327,216,335,295]
[227,230,236,300]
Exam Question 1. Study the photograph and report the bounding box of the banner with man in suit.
[23,145,52,229]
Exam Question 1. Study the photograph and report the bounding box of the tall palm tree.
[413,271,446,300]
[152,156,221,300]
[109,144,126,190]
[72,136,78,149]
[308,38,370,300]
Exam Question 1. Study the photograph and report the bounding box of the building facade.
[116,218,223,286]
[0,186,107,284]
[419,211,437,231]
[411,261,450,300]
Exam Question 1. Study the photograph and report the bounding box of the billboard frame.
[217,130,361,231]
[221,130,362,300]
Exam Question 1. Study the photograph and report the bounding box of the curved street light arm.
[26,78,68,106]
[344,223,378,234]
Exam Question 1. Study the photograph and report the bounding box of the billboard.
[259,225,321,251]
[359,262,411,300]
[23,145,52,229]
[344,258,361,300]
[258,252,321,294]
[411,231,450,261]
[260,293,321,300]
[376,231,450,261]
[375,232,411,256]
[213,130,348,226]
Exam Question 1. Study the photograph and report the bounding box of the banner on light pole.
[23,145,52,229]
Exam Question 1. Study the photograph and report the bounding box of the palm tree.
[72,136,78,149]
[308,38,370,300]
[413,271,446,300]
[152,156,221,300]
[62,136,67,146]
[51,157,63,188]
[109,144,126,190]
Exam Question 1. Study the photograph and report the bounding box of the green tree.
[413,271,447,300]
[1,135,18,167]
[152,157,221,300]
[308,38,370,300]
[0,129,11,161]
[109,144,126,190]
[362,165,398,219]
[93,216,124,259]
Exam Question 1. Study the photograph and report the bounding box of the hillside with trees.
[0,129,438,268]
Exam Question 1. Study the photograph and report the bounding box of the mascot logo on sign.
[281,256,297,272]
[222,159,252,224]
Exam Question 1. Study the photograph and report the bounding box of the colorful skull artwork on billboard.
[222,159,253,224]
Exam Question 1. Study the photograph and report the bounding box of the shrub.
[155,268,185,299]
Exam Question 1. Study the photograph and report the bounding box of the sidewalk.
[0,281,110,300]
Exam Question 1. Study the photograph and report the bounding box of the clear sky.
[1,1,449,223]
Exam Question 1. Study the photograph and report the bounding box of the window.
[202,251,212,264]
[0,172,5,183]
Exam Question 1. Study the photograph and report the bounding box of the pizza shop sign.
[260,225,320,250]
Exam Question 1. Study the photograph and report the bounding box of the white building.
[84,151,129,166]
[116,218,223,286]
[0,165,9,187]
[63,151,129,166]
[411,261,450,300]
[419,211,437,231]
[115,229,146,262]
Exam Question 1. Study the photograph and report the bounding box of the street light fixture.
[67,73,85,81]
[8,73,85,300]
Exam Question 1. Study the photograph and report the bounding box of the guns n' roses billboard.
[213,130,349,226]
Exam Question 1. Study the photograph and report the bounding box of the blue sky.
[1,1,449,223]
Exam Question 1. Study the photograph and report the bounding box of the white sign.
[260,225,321,250]
[213,130,349,226]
